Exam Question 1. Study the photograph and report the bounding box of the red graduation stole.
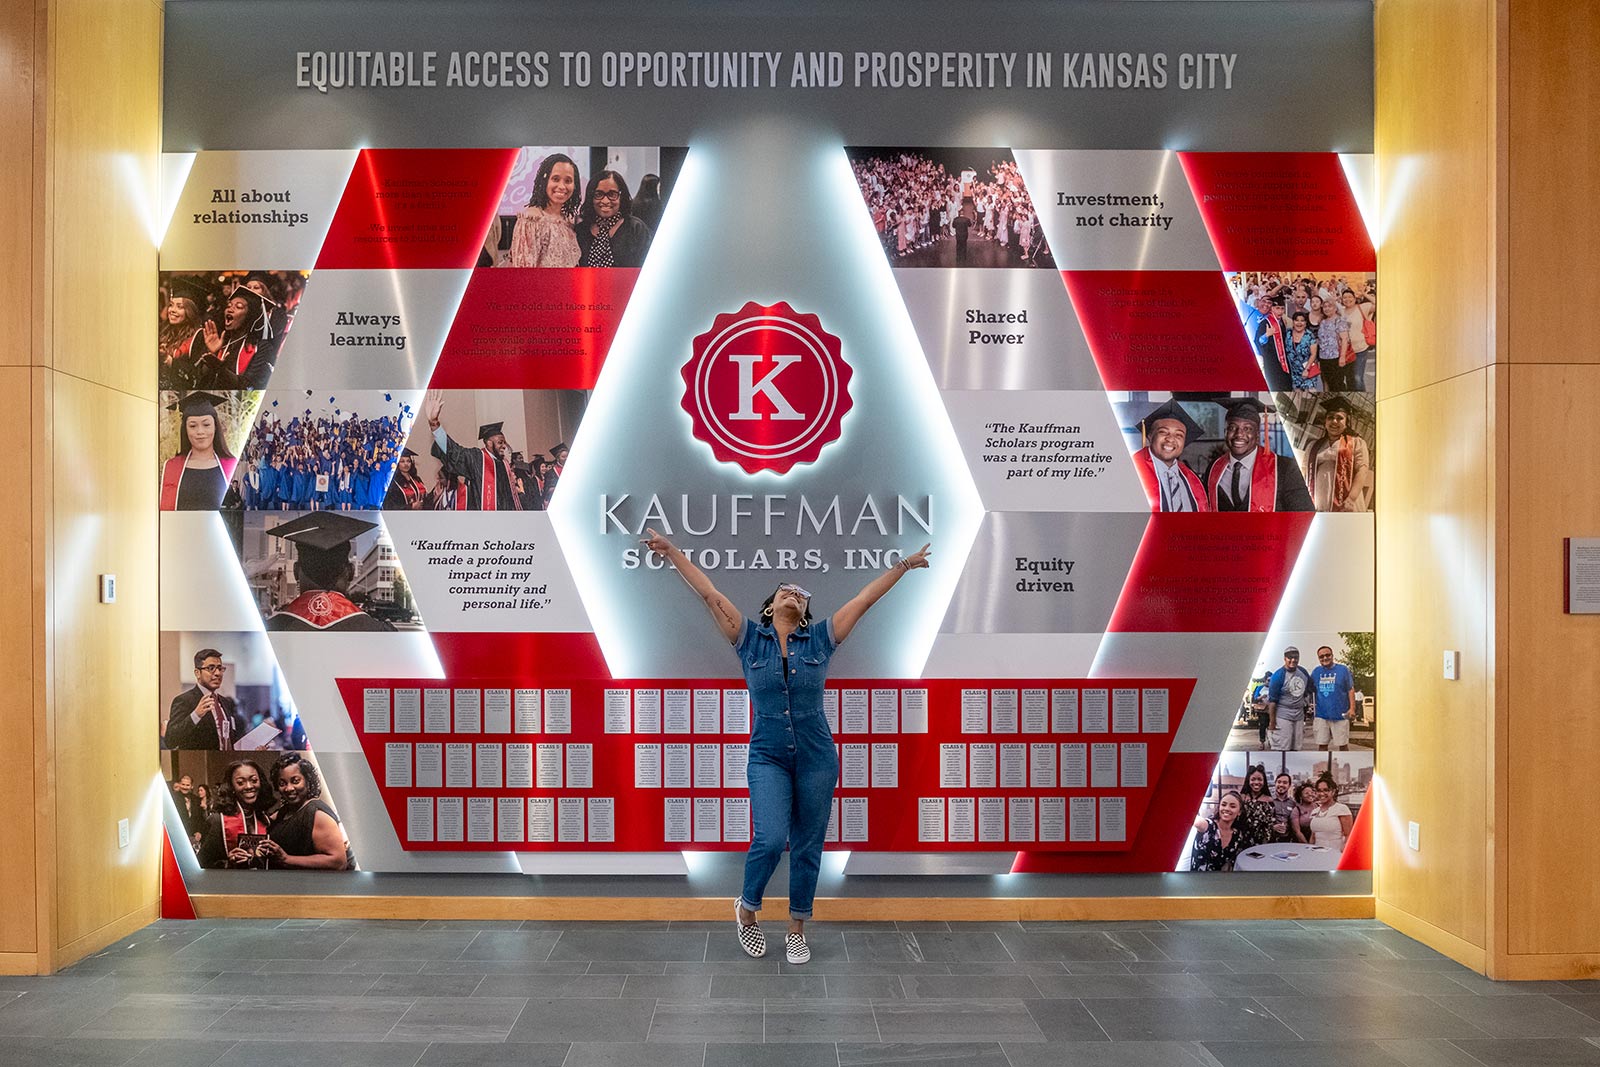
[274,590,364,629]
[160,454,238,510]
[1263,316,1289,374]
[1132,447,1208,513]
[455,476,470,510]
[477,450,522,511]
[1207,447,1279,512]
[391,472,425,509]
[235,340,259,377]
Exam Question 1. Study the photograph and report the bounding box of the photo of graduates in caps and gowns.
[1112,393,1315,514]
[393,389,587,512]
[158,270,307,391]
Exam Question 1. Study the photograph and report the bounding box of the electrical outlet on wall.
[1407,821,1420,851]
[117,818,129,849]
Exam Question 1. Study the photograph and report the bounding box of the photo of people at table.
[158,270,307,391]
[846,147,1051,268]
[479,145,684,268]
[1188,749,1372,872]
[1112,392,1314,513]
[392,388,588,511]
[1229,633,1375,752]
[164,750,355,871]
[1230,270,1377,394]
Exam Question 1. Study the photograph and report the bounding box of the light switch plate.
[99,574,117,604]
[1407,821,1420,851]
[1442,650,1459,680]
[117,818,130,849]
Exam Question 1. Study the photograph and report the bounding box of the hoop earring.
[761,606,773,618]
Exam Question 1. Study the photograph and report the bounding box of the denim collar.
[754,619,815,642]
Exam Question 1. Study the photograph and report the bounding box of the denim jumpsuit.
[734,615,840,921]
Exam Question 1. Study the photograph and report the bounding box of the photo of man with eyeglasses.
[164,647,248,750]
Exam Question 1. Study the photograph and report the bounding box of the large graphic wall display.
[159,133,1376,877]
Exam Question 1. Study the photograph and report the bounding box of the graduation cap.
[400,447,419,459]
[479,421,506,441]
[225,284,280,340]
[166,275,209,307]
[549,441,569,455]
[1215,396,1268,424]
[264,512,378,558]
[1318,395,1354,417]
[168,391,227,419]
[241,271,282,299]
[1137,399,1200,443]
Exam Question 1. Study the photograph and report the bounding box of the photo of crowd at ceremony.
[228,391,414,512]
[846,147,1051,268]
[1112,392,1315,513]
[158,270,307,391]
[1187,749,1372,872]
[159,390,261,511]
[391,388,587,511]
[239,510,419,630]
[1231,270,1377,393]
[1230,634,1375,752]
[165,750,355,871]
[159,632,307,752]
[478,145,684,268]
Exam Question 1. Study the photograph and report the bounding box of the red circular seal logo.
[680,301,852,475]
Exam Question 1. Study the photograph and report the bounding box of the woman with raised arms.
[640,527,931,964]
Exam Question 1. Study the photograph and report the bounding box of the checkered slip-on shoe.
[735,901,766,958]
[785,932,811,964]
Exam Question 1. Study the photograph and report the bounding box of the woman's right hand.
[202,319,223,354]
[640,527,675,558]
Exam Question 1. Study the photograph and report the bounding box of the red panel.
[1011,751,1217,873]
[1108,512,1313,633]
[1337,790,1374,871]
[1062,270,1266,392]
[1178,152,1375,271]
[338,676,1195,854]
[315,148,519,269]
[430,268,637,389]
[428,632,612,680]
[161,828,197,920]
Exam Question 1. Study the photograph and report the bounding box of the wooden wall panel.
[1372,0,1498,960]
[1374,370,1494,951]
[1372,0,1497,402]
[1504,365,1600,955]
[49,374,160,949]
[48,0,162,399]
[0,0,38,370]
[0,367,40,955]
[1507,1,1599,366]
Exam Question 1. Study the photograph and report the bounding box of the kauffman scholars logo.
[681,301,853,475]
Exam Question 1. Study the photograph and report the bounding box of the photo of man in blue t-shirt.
[1310,645,1355,751]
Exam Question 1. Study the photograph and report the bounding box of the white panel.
[923,633,1103,678]
[1268,513,1375,633]
[1091,631,1266,753]
[268,269,471,389]
[941,391,1150,513]
[385,511,593,633]
[1013,149,1219,271]
[161,150,358,269]
[267,632,444,752]
[160,512,264,631]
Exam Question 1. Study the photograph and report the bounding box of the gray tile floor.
[3,918,1599,1066]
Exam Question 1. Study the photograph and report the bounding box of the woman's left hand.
[256,839,286,862]
[899,543,932,570]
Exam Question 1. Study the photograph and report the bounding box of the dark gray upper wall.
[163,0,1373,151]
